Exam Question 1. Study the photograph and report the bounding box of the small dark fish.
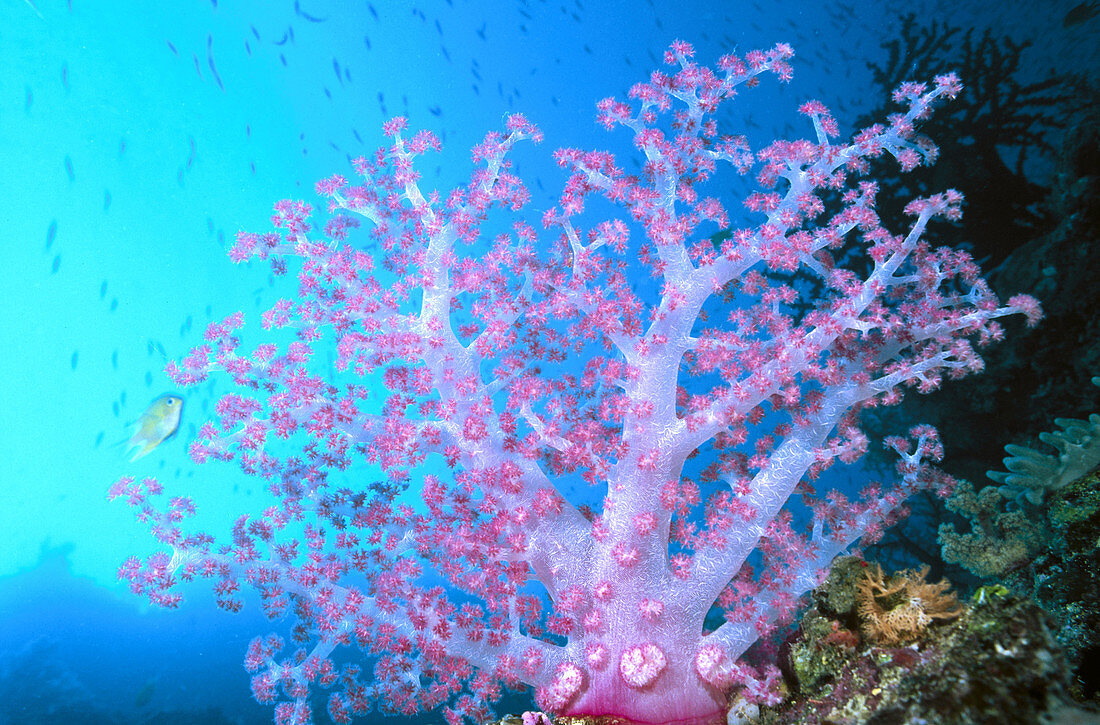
[25,86,33,111]
[119,138,126,156]
[333,57,342,83]
[244,40,251,56]
[250,25,260,40]
[110,298,118,312]
[61,62,69,90]
[113,401,120,417]
[274,31,288,46]
[428,105,442,116]
[166,40,179,56]
[1064,1,1099,26]
[206,34,225,91]
[363,35,371,50]
[294,0,326,22]
[210,0,217,8]
[368,3,377,20]
[95,431,105,447]
[70,350,78,370]
[103,189,112,211]
[250,160,256,175]
[46,220,57,249]
[192,53,203,79]
[323,86,332,100]
[352,128,362,143]
[111,349,118,369]
[51,255,61,274]
[144,371,153,386]
[134,679,155,708]
[99,280,107,298]
[64,155,75,182]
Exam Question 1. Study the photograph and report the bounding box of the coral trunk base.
[555,714,726,725]
[562,675,728,725]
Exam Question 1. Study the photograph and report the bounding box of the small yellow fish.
[128,394,183,461]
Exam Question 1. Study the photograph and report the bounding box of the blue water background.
[0,0,1094,722]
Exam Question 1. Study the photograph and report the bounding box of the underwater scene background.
[0,0,1098,723]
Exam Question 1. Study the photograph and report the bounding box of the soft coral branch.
[117,41,1037,725]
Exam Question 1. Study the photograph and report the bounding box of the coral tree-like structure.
[854,15,1099,489]
[859,12,1083,267]
[111,42,1039,725]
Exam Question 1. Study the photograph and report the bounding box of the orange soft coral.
[856,563,963,646]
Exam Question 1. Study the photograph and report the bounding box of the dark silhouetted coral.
[858,13,1086,268]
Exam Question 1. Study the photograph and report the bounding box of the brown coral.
[937,479,1046,578]
[856,563,963,646]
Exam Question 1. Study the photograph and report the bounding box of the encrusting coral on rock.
[756,557,1079,724]
[937,478,1046,578]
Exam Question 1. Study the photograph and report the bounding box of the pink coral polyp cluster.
[114,40,1038,725]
